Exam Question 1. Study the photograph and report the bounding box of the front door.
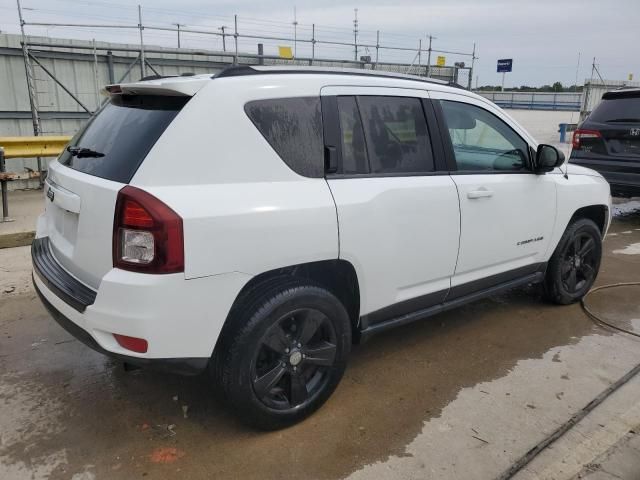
[430,92,557,293]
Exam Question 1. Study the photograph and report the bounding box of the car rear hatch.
[570,90,640,188]
[579,90,640,158]
[40,77,203,290]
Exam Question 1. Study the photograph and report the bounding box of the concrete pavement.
[1,201,640,479]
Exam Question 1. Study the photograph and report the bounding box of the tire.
[212,277,352,430]
[544,218,602,305]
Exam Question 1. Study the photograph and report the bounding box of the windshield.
[58,95,189,183]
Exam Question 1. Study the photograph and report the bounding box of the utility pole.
[426,34,434,77]
[138,4,146,78]
[374,30,379,69]
[353,8,358,61]
[220,26,227,52]
[293,7,298,59]
[468,42,476,90]
[173,23,182,48]
[573,51,581,92]
[311,23,316,64]
[233,15,238,65]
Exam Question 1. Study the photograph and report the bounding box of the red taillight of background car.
[572,129,603,150]
[113,186,184,274]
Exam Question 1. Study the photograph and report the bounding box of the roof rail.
[212,65,464,89]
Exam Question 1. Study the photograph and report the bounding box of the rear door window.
[334,95,435,175]
[245,97,324,178]
[59,95,188,184]
[358,96,434,174]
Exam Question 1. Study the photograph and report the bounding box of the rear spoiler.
[602,88,640,100]
[102,75,209,97]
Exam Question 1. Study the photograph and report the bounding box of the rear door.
[430,92,557,292]
[40,94,188,289]
[321,86,460,325]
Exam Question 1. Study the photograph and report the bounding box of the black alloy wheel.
[545,218,602,305]
[560,232,598,294]
[252,308,337,411]
[213,278,351,430]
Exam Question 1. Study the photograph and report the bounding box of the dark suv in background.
[570,88,640,197]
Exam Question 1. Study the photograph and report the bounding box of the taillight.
[113,186,184,274]
[572,129,603,150]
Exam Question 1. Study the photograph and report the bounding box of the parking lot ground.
[0,202,639,480]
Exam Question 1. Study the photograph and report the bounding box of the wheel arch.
[568,204,609,235]
[220,259,362,347]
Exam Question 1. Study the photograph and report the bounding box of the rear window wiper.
[66,145,105,158]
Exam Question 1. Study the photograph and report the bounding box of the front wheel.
[544,218,602,305]
[212,278,351,430]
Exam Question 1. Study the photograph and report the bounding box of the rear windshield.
[59,95,188,183]
[590,97,640,123]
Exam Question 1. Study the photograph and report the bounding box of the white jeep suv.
[33,66,611,429]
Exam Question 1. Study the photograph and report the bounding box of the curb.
[0,231,35,249]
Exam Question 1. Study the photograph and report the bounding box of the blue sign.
[497,59,513,73]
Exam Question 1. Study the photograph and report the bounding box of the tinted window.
[245,97,324,177]
[337,96,368,174]
[589,97,640,123]
[440,100,529,172]
[59,95,187,183]
[358,96,434,173]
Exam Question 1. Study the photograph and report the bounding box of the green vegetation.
[475,82,583,92]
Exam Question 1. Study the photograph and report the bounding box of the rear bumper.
[33,278,208,375]
[32,237,97,312]
[32,236,252,373]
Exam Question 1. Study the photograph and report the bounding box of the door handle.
[467,188,494,199]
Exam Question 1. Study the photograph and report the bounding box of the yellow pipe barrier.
[0,136,72,159]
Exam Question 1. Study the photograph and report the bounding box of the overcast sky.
[0,0,638,87]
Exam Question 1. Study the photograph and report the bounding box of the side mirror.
[535,144,565,173]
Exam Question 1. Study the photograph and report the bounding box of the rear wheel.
[544,218,602,304]
[212,278,351,430]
